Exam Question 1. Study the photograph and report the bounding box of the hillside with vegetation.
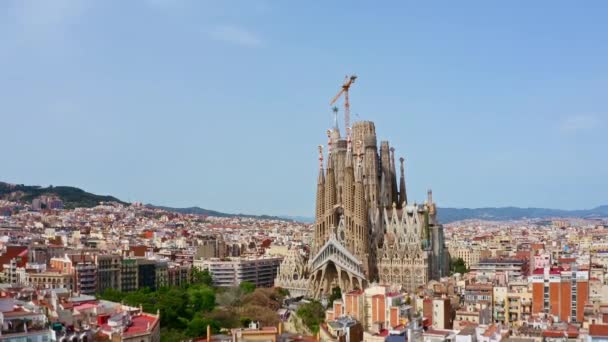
[147,204,289,221]
[0,182,126,209]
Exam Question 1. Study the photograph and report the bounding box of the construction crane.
[329,75,357,137]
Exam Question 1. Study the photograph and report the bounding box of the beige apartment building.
[27,271,74,291]
[448,245,489,269]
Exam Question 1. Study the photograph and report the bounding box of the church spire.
[390,147,398,207]
[326,129,333,157]
[317,145,325,184]
[380,141,392,209]
[314,145,326,253]
[344,173,355,217]
[343,138,355,214]
[354,140,363,182]
[325,150,337,213]
[380,170,388,208]
[345,130,353,168]
[399,157,407,206]
[427,189,437,225]
[332,106,339,131]
[353,142,367,260]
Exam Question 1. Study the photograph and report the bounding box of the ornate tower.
[314,145,325,254]
[276,79,449,298]
[390,147,399,208]
[399,157,408,206]
[324,150,337,236]
[380,141,393,208]
[353,142,369,275]
[306,119,449,298]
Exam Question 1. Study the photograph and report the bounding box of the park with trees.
[98,269,298,341]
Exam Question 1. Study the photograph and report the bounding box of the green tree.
[188,286,216,313]
[327,286,342,307]
[296,301,325,334]
[98,288,125,303]
[123,288,157,313]
[206,308,240,329]
[450,257,468,275]
[240,317,252,327]
[276,287,290,298]
[186,315,220,338]
[193,269,214,287]
[98,276,293,339]
[239,281,256,294]
[161,328,188,342]
[157,287,188,330]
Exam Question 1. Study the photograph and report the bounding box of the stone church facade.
[276,119,449,298]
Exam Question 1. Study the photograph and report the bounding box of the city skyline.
[2,1,607,217]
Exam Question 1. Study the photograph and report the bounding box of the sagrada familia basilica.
[275,92,449,299]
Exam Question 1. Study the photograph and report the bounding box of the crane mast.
[329,75,357,138]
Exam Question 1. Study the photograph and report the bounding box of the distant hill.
[0,182,126,209]
[2,181,605,224]
[279,215,315,223]
[151,205,608,224]
[146,204,290,221]
[438,205,608,223]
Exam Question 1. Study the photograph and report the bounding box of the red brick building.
[531,266,589,322]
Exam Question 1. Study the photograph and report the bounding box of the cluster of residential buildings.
[0,198,312,340]
[2,175,608,342]
[312,218,608,341]
[0,285,160,341]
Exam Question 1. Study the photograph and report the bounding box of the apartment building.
[470,258,528,282]
[196,235,226,259]
[50,254,98,295]
[167,263,190,287]
[448,243,492,269]
[431,298,453,330]
[0,297,53,341]
[27,270,73,291]
[195,256,282,288]
[121,258,139,292]
[137,258,157,291]
[95,254,121,294]
[69,254,97,295]
[155,260,168,288]
[531,266,590,322]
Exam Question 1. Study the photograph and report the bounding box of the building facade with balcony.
[121,258,138,292]
[95,254,121,294]
[27,271,73,291]
[195,256,282,288]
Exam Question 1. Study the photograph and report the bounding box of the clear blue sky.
[1,1,607,217]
